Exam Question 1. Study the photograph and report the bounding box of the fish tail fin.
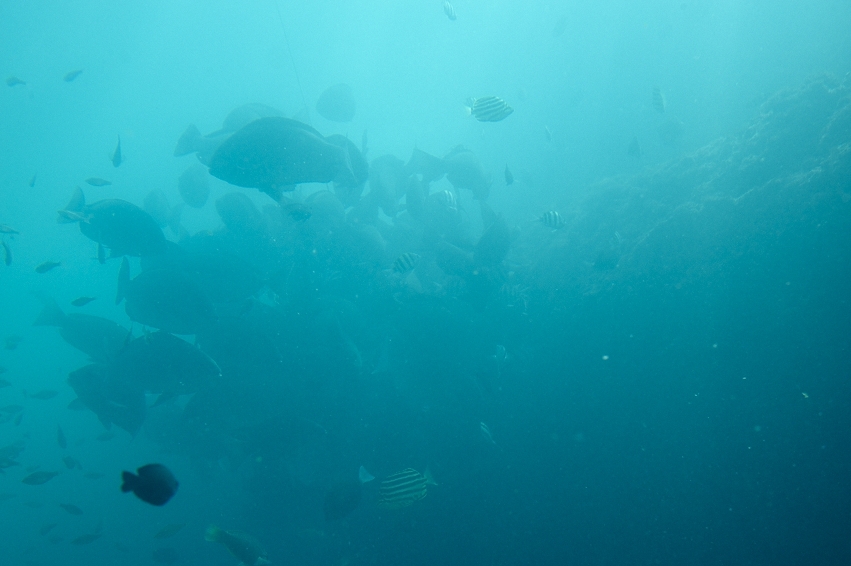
[358,465,375,484]
[424,467,438,486]
[115,257,130,305]
[57,188,86,223]
[33,297,66,327]
[464,98,474,115]
[120,471,136,493]
[204,525,221,542]
[173,124,202,157]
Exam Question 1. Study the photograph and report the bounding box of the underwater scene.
[1,1,850,565]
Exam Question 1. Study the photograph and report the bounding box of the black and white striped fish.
[377,468,436,510]
[540,211,566,229]
[467,96,514,122]
[652,87,666,113]
[393,252,420,274]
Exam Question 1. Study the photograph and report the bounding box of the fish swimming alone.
[21,471,59,485]
[504,165,514,185]
[540,211,566,230]
[393,252,420,274]
[63,69,83,82]
[2,240,10,266]
[377,468,437,510]
[467,96,514,122]
[316,83,356,122]
[111,136,123,167]
[71,296,97,307]
[85,177,112,187]
[6,76,26,87]
[121,463,178,506]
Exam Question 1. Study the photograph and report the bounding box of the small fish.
[29,173,37,187]
[436,189,457,211]
[111,136,123,167]
[544,125,553,142]
[97,242,106,264]
[6,76,26,87]
[0,492,15,502]
[539,211,566,230]
[28,389,58,400]
[0,225,19,234]
[2,240,11,266]
[63,69,83,82]
[71,296,97,307]
[71,533,102,545]
[85,177,112,187]
[21,471,59,485]
[652,86,666,113]
[154,523,187,539]
[443,1,457,20]
[0,379,7,389]
[480,421,497,445]
[14,413,23,426]
[39,523,58,535]
[96,431,114,441]
[63,456,82,470]
[59,503,84,515]
[504,165,514,186]
[393,252,420,274]
[467,96,514,122]
[1,403,24,413]
[377,468,436,510]
[57,426,67,449]
[35,261,61,274]
[0,366,5,373]
[121,463,179,506]
[84,472,104,480]
[4,335,22,350]
[282,202,311,222]
[627,136,642,158]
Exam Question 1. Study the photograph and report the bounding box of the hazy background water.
[1,1,850,565]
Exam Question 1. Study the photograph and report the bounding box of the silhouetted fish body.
[208,117,354,200]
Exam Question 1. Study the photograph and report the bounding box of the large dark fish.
[66,364,146,436]
[326,133,369,206]
[34,298,129,364]
[107,331,221,395]
[57,188,167,257]
[177,163,210,209]
[121,463,178,506]
[444,146,491,200]
[316,83,356,122]
[208,117,355,201]
[116,257,216,335]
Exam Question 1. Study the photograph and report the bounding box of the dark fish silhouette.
[85,178,112,187]
[22,471,59,485]
[71,533,101,545]
[6,76,26,87]
[121,463,178,506]
[316,83,356,122]
[57,426,67,449]
[1,240,10,266]
[504,165,514,185]
[35,261,61,273]
[59,503,84,515]
[63,69,83,82]
[111,136,123,167]
[70,297,96,307]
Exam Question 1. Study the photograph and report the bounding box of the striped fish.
[652,87,666,113]
[393,252,420,274]
[467,96,514,122]
[377,468,435,510]
[540,211,566,230]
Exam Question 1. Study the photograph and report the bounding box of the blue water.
[2,1,850,565]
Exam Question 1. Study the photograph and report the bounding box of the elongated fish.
[652,86,666,113]
[444,1,457,20]
[393,252,420,274]
[63,69,83,82]
[377,468,436,510]
[539,211,566,230]
[111,136,123,167]
[467,96,513,122]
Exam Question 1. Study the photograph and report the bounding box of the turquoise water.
[1,2,850,565]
